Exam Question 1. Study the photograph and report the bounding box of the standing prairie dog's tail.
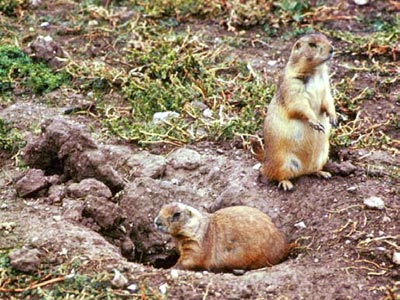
[249,136,264,162]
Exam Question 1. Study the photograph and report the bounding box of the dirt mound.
[1,117,398,299]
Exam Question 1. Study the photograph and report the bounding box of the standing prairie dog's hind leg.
[315,170,332,179]
[278,180,294,191]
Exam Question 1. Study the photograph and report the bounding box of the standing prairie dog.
[154,202,292,272]
[259,33,336,191]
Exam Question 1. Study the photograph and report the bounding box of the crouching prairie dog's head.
[154,202,205,237]
[289,33,333,73]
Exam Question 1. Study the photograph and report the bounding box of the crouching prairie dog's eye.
[171,212,181,222]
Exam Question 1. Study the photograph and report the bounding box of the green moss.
[0,118,25,154]
[0,0,25,16]
[0,45,69,96]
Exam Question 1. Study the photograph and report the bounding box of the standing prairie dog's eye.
[172,212,181,222]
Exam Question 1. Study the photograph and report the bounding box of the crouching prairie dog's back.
[154,202,292,272]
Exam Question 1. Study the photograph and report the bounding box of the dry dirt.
[1,1,400,300]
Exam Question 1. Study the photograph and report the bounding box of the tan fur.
[154,202,292,272]
[260,33,336,191]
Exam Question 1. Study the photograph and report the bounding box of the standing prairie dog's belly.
[260,33,336,191]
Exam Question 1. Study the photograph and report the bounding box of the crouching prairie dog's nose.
[154,217,162,228]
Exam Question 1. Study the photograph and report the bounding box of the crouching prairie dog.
[154,202,293,272]
[256,33,337,191]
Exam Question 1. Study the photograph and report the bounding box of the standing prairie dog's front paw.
[328,113,338,127]
[308,120,325,132]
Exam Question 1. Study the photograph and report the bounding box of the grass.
[0,118,25,155]
[0,45,69,96]
[0,0,399,151]
[0,251,163,299]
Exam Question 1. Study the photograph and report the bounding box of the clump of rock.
[23,118,125,193]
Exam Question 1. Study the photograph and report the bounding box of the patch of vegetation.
[0,0,25,16]
[0,251,162,299]
[0,118,25,154]
[0,45,69,96]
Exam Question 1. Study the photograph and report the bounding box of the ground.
[0,0,399,299]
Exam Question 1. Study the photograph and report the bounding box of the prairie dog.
[260,33,336,191]
[154,202,292,272]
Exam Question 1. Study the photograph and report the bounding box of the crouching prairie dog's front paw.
[278,180,294,191]
[315,170,332,179]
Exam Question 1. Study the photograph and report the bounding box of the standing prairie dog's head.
[289,34,333,70]
[154,202,204,237]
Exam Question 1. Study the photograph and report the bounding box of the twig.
[0,276,64,293]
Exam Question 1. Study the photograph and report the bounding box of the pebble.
[111,269,128,288]
[354,0,369,5]
[170,269,179,279]
[393,252,400,265]
[363,196,385,210]
[153,111,180,125]
[347,186,357,193]
[202,108,213,118]
[159,283,169,294]
[252,163,261,170]
[127,284,138,292]
[294,221,307,229]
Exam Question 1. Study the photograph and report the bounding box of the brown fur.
[258,33,336,191]
[154,202,293,272]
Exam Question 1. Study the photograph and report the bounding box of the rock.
[324,161,357,176]
[83,195,125,231]
[67,149,125,194]
[363,196,385,210]
[62,199,84,222]
[25,35,66,68]
[392,252,400,265]
[166,148,202,170]
[67,178,112,199]
[188,101,208,111]
[153,111,180,125]
[121,237,135,259]
[15,169,50,198]
[47,184,66,203]
[111,269,128,288]
[22,118,125,194]
[25,218,123,267]
[209,182,247,212]
[8,248,42,272]
[125,151,166,179]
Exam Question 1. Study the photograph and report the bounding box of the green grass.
[0,251,163,299]
[0,45,69,96]
[0,118,25,154]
